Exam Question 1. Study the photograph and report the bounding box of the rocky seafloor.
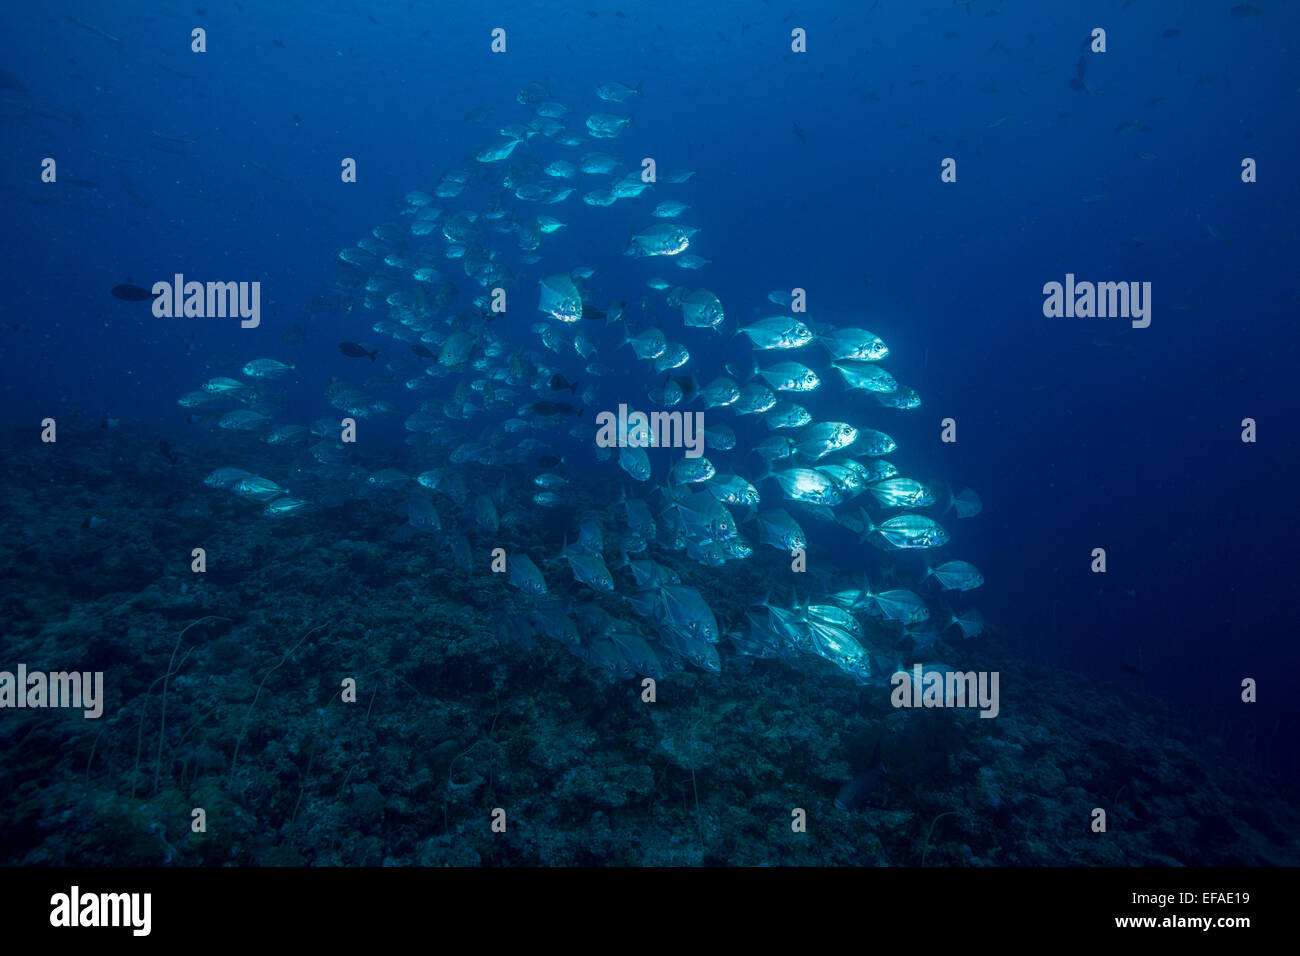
[2,426,1297,867]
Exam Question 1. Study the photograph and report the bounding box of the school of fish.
[179,79,986,688]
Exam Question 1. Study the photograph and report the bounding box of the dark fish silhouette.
[525,401,580,417]
[537,455,563,468]
[834,743,885,811]
[582,299,626,321]
[549,374,579,393]
[411,344,434,359]
[1069,56,1088,93]
[0,69,27,94]
[338,341,378,360]
[111,283,155,301]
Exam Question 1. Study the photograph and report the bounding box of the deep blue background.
[2,1,1297,779]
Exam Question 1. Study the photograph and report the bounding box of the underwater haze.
[1,0,1298,867]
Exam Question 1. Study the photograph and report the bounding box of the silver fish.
[509,553,547,594]
[737,316,814,350]
[862,514,949,549]
[758,362,820,392]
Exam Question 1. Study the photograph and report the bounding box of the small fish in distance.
[111,283,156,301]
[338,341,378,360]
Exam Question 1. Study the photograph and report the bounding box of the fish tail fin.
[569,380,579,394]
[934,599,957,631]
[857,506,874,544]
[927,477,954,513]
[636,81,643,96]
[724,356,756,382]
[368,349,378,360]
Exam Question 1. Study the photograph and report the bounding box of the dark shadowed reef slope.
[1,428,1296,866]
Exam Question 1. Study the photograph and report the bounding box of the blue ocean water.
[1,0,1297,867]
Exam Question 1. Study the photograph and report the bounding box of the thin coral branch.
[228,622,328,789]
[921,810,957,867]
